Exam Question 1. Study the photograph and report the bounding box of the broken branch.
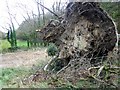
[37,2,60,18]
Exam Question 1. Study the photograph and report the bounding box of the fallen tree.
[37,2,119,87]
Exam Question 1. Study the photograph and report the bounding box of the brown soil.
[0,48,48,68]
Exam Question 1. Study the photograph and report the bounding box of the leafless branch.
[37,2,60,18]
[0,25,9,31]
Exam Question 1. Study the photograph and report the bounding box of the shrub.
[47,44,58,56]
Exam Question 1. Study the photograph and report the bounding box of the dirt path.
[0,48,49,68]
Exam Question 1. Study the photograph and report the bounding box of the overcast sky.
[0,0,119,33]
[0,0,67,33]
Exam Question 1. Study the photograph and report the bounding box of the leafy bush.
[47,44,58,56]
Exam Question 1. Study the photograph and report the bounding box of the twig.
[56,61,71,75]
[91,75,105,83]
[90,75,118,88]
[44,55,58,71]
[97,66,104,77]
[88,66,101,71]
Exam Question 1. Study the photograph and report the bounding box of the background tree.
[101,2,120,33]
[6,0,17,49]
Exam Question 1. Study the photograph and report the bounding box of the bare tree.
[51,0,67,16]
[5,0,17,48]
[16,3,32,24]
[36,2,60,18]
[36,0,41,27]
[40,0,45,25]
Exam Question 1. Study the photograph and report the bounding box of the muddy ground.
[0,48,49,68]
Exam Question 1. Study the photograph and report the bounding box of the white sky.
[1,0,118,33]
[0,0,67,33]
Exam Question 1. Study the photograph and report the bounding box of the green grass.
[1,67,30,88]
[1,58,50,88]
[0,39,11,52]
[1,66,49,88]
[0,39,49,53]
[0,39,28,53]
[17,40,27,48]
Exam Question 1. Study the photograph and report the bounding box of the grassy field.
[17,40,27,48]
[1,68,30,88]
[0,67,97,88]
[0,39,49,53]
[1,60,49,88]
[1,68,49,88]
[0,39,27,53]
[0,40,11,52]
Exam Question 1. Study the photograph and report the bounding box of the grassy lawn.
[0,39,49,53]
[1,67,30,88]
[0,39,11,52]
[0,39,27,53]
[17,40,27,48]
[1,60,49,88]
[1,67,48,88]
[1,67,94,88]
